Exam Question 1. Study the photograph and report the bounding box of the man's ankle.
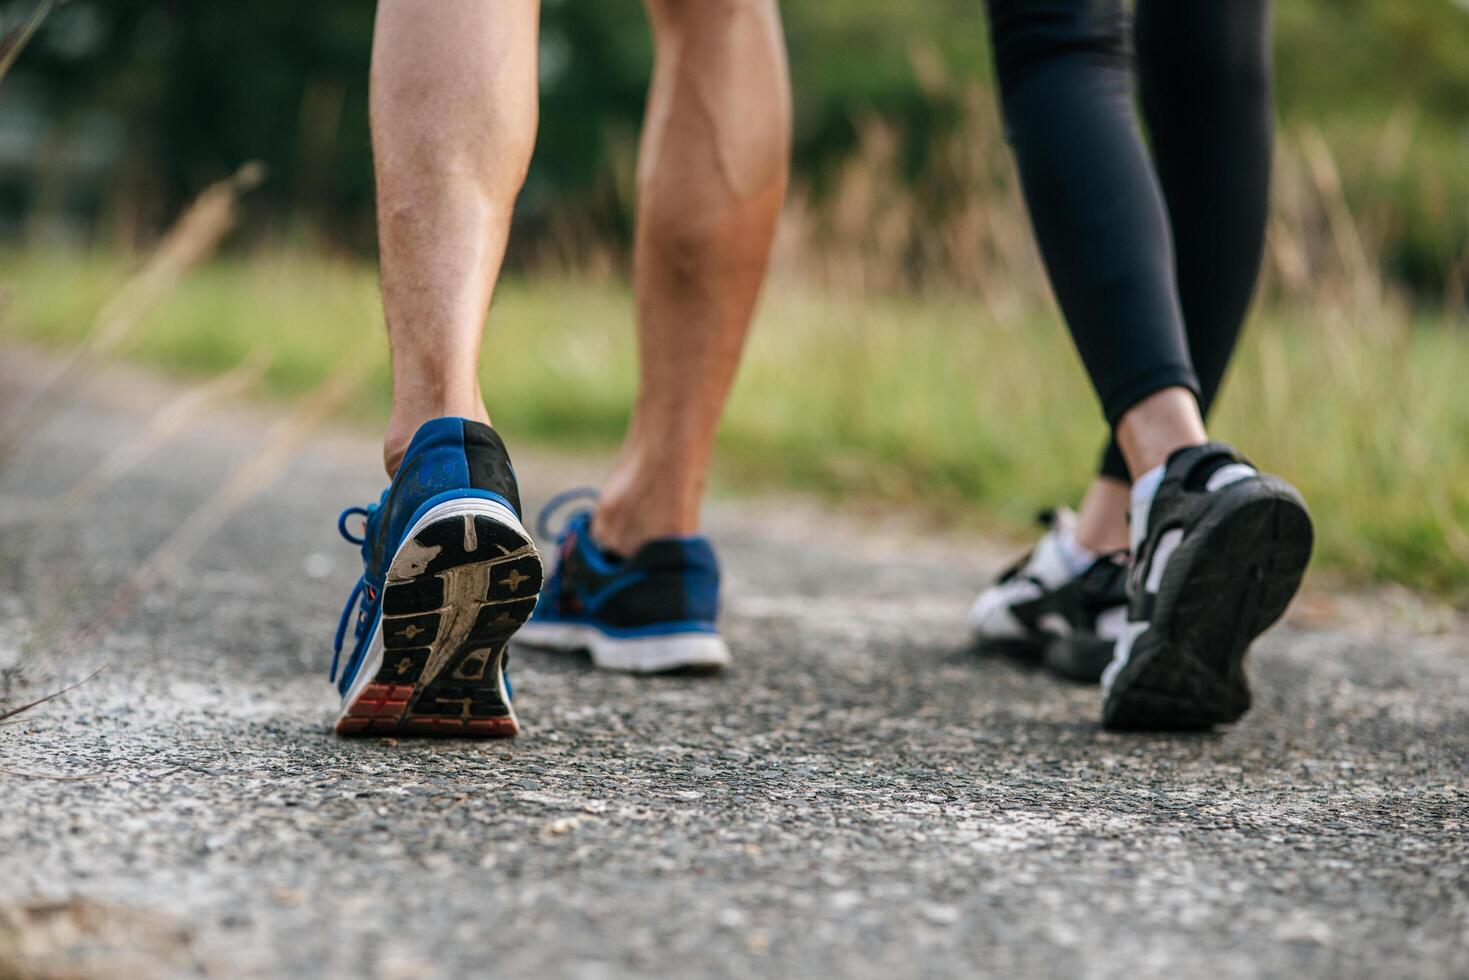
[383,401,491,477]
[591,471,702,557]
[591,499,697,558]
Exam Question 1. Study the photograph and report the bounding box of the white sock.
[1054,525,1099,578]
[1129,463,1165,555]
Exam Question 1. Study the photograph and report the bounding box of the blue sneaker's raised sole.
[336,496,542,737]
[515,620,729,674]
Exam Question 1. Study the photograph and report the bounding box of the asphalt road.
[2,352,1466,979]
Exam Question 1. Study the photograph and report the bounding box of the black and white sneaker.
[1100,442,1314,731]
[969,508,1129,683]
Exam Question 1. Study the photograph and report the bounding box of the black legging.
[984,0,1273,481]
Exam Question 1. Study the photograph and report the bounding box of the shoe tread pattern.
[337,513,542,737]
[1104,457,1314,731]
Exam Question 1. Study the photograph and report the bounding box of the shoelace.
[535,486,599,541]
[330,503,378,683]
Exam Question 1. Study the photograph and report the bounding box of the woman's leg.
[986,0,1204,470]
[976,0,1310,731]
[1085,0,1274,546]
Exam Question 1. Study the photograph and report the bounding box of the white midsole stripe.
[1207,463,1256,492]
[1100,619,1148,698]
[516,621,730,674]
[1145,527,1184,595]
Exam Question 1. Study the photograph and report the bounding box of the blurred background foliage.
[7,0,1469,305]
[3,0,1468,597]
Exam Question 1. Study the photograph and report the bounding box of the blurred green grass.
[6,250,1467,599]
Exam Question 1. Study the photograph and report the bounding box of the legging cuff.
[1103,364,1201,428]
[1097,440,1130,483]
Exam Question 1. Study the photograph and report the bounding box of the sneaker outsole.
[515,622,730,674]
[976,635,1113,685]
[336,499,542,738]
[1042,634,1115,684]
[975,635,1045,665]
[1101,477,1314,732]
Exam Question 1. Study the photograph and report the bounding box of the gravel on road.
[2,352,1466,979]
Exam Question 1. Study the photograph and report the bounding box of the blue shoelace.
[331,502,378,683]
[535,486,599,541]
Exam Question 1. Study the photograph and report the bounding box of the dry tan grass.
[0,897,199,979]
[0,162,266,474]
[768,46,1438,341]
[0,0,66,87]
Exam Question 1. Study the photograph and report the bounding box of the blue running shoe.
[514,490,730,673]
[331,418,542,737]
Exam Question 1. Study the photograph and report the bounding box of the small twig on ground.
[0,665,106,723]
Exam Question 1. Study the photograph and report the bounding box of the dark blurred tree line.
[6,0,1469,298]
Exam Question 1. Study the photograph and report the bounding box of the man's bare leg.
[590,0,792,556]
[330,1,544,738]
[371,0,540,476]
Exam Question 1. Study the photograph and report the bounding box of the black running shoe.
[969,508,1128,683]
[1100,442,1314,731]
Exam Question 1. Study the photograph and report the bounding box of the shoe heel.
[1104,480,1313,731]
[1043,634,1114,684]
[337,498,542,737]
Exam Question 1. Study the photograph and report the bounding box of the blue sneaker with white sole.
[331,417,542,737]
[515,490,730,673]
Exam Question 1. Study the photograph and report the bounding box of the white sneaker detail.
[968,579,1042,639]
[1053,524,1099,579]
[1026,510,1086,590]
[970,511,1087,641]
[1129,464,1165,555]
[1101,619,1148,697]
[970,508,1127,646]
[1094,604,1128,641]
[1206,463,1256,492]
[515,622,730,673]
[1144,527,1184,594]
